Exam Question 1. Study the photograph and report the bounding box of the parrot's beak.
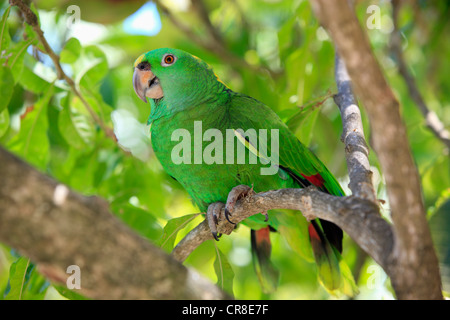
[133,67,163,103]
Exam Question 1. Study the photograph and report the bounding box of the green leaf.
[113,204,163,242]
[52,285,88,300]
[0,65,14,113]
[7,84,54,169]
[18,60,52,93]
[0,107,9,138]
[285,93,331,146]
[75,45,108,88]
[9,37,36,83]
[58,93,95,150]
[4,257,30,300]
[213,245,234,295]
[158,214,200,252]
[0,6,11,53]
[60,37,82,64]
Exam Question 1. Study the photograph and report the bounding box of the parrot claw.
[262,211,269,222]
[225,185,253,220]
[224,208,235,225]
[212,232,222,241]
[206,202,226,241]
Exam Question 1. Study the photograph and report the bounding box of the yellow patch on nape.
[192,54,230,89]
[134,54,146,68]
[191,55,202,62]
[215,73,230,89]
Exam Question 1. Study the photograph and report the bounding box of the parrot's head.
[133,48,225,105]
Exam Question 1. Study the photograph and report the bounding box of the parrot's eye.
[162,54,176,66]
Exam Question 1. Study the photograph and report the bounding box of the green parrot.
[132,48,356,295]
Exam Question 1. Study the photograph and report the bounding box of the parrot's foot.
[206,202,226,241]
[224,184,253,224]
[207,185,254,241]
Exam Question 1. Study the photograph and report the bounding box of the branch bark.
[0,147,230,300]
[172,187,393,270]
[334,54,377,203]
[309,0,442,299]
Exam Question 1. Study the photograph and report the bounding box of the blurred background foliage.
[0,0,448,300]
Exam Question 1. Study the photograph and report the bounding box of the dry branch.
[172,187,393,269]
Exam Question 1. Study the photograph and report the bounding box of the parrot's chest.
[149,107,286,209]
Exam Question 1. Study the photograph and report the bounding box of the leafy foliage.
[0,0,448,300]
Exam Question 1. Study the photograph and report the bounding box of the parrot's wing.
[228,93,344,197]
[228,93,357,296]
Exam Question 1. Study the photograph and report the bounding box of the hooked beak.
[133,67,163,103]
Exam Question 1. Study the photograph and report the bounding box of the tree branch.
[172,187,393,270]
[390,0,450,150]
[309,0,442,299]
[334,53,378,203]
[0,147,230,300]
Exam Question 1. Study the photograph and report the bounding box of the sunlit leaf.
[0,65,14,113]
[213,245,234,295]
[4,257,30,300]
[58,93,95,150]
[158,213,200,252]
[75,45,108,88]
[0,6,11,53]
[52,285,88,300]
[9,38,36,83]
[0,107,9,138]
[113,204,163,242]
[60,37,82,64]
[18,58,52,93]
[6,84,54,169]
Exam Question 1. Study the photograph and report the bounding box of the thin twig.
[9,0,117,142]
[390,0,450,150]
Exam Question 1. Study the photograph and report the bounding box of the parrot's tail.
[251,226,280,293]
[308,220,359,296]
[308,220,342,291]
